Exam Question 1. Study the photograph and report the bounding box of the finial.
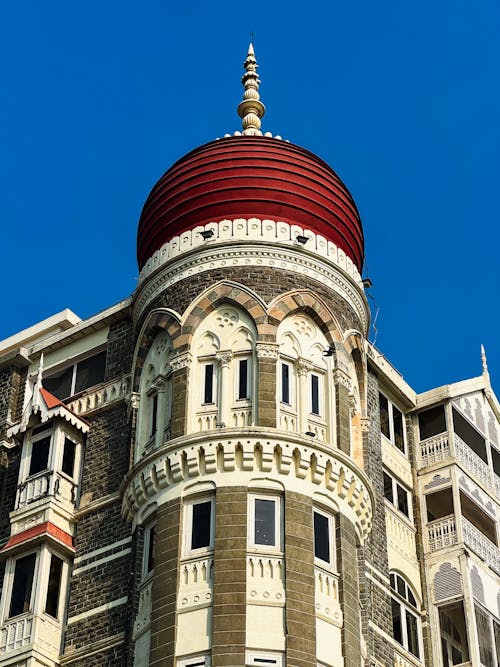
[33,353,44,412]
[481,344,490,380]
[238,43,265,136]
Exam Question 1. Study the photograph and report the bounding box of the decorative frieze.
[256,343,279,360]
[170,351,192,373]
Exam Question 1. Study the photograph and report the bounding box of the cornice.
[121,427,374,544]
[133,237,369,333]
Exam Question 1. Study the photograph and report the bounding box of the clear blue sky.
[0,1,498,393]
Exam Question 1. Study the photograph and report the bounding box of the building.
[0,44,499,667]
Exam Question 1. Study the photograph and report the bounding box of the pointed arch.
[180,280,268,348]
[267,290,342,344]
[132,308,182,392]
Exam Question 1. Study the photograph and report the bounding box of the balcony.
[0,612,61,658]
[419,433,500,498]
[427,515,457,551]
[16,470,77,510]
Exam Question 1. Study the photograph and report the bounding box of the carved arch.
[267,290,343,344]
[180,280,268,347]
[132,308,182,392]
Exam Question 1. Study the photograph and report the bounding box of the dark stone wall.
[106,318,134,381]
[337,514,362,665]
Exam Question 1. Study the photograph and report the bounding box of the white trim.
[73,537,133,566]
[177,654,211,667]
[246,650,283,666]
[182,497,215,557]
[248,494,282,552]
[67,596,128,625]
[73,548,132,576]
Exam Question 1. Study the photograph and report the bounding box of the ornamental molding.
[296,359,314,377]
[133,224,369,333]
[121,428,374,544]
[256,343,280,360]
[333,368,351,390]
[216,350,233,367]
[170,352,192,372]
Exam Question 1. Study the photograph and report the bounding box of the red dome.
[137,136,364,271]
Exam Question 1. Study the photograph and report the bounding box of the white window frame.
[200,360,217,406]
[379,391,407,454]
[182,497,215,557]
[235,354,252,402]
[142,522,156,579]
[20,424,82,488]
[279,360,294,407]
[25,427,54,478]
[42,346,107,400]
[177,654,211,667]
[313,507,335,569]
[309,371,323,417]
[390,572,422,660]
[248,494,282,552]
[246,650,283,666]
[383,470,412,521]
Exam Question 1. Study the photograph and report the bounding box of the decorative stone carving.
[333,369,351,390]
[256,343,279,360]
[170,352,192,372]
[215,351,233,368]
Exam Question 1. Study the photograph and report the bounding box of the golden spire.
[238,43,266,136]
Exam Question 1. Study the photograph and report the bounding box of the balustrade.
[394,648,422,667]
[462,517,500,575]
[67,375,129,415]
[0,612,61,657]
[419,433,450,467]
[454,435,494,491]
[16,470,76,509]
[427,515,457,551]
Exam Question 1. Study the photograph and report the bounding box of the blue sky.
[0,1,498,393]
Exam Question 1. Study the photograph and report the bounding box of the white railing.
[67,375,130,415]
[178,556,214,611]
[462,517,500,575]
[16,470,77,509]
[394,648,421,667]
[419,433,450,467]
[247,555,285,604]
[133,578,153,637]
[0,614,33,654]
[427,515,457,551]
[0,613,61,656]
[454,435,494,491]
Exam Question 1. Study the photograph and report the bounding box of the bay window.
[390,572,421,659]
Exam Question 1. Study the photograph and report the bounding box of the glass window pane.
[150,393,158,437]
[254,499,276,546]
[61,438,76,477]
[238,359,248,399]
[29,436,50,476]
[9,553,36,617]
[191,501,212,550]
[406,609,420,657]
[379,393,390,439]
[397,484,409,517]
[74,351,106,394]
[44,366,73,400]
[314,511,330,563]
[204,364,214,404]
[383,472,393,502]
[311,375,320,415]
[392,597,403,644]
[393,406,405,451]
[281,364,290,404]
[475,606,494,667]
[45,555,63,618]
[418,405,446,440]
[146,525,156,573]
[396,575,406,597]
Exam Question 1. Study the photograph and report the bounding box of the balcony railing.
[427,515,458,551]
[16,470,77,509]
[0,612,60,657]
[66,375,130,415]
[419,432,499,499]
[393,647,422,667]
[462,517,500,575]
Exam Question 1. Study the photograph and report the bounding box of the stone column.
[336,514,362,666]
[149,497,181,667]
[256,343,279,428]
[216,351,233,428]
[170,352,191,439]
[333,368,352,456]
[284,490,316,667]
[297,359,313,434]
[212,487,248,666]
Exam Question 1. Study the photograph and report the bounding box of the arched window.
[390,572,422,659]
[276,314,333,442]
[190,306,256,432]
[137,331,173,456]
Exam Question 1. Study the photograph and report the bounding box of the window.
[246,651,283,666]
[418,405,446,440]
[379,392,406,453]
[44,350,106,400]
[383,471,411,520]
[143,523,156,577]
[8,553,37,617]
[439,601,470,666]
[249,495,281,550]
[183,498,214,555]
[390,572,421,658]
[61,438,76,477]
[281,362,291,405]
[44,554,63,618]
[313,509,335,567]
[203,363,215,405]
[237,358,250,400]
[475,605,499,667]
[310,373,320,416]
[29,434,51,476]
[149,392,158,438]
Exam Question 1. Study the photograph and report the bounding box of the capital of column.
[360,417,370,433]
[170,351,192,372]
[333,368,351,390]
[256,343,280,360]
[216,350,233,368]
[296,358,314,377]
